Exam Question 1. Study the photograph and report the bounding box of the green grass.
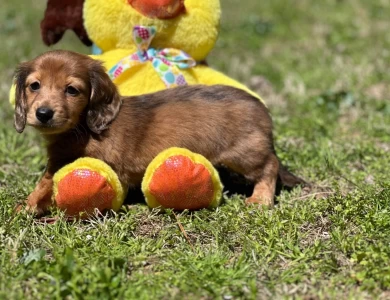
[1,0,389,298]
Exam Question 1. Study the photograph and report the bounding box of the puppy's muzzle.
[36,107,54,124]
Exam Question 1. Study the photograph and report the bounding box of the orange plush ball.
[52,158,126,218]
[142,148,223,210]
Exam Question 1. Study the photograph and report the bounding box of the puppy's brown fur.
[14,50,304,216]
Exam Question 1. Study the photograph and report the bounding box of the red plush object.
[147,155,214,209]
[142,148,223,210]
[55,169,116,217]
[40,0,92,46]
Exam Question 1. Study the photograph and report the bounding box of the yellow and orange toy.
[52,157,126,218]
[142,147,223,210]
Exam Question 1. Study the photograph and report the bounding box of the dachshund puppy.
[14,50,304,216]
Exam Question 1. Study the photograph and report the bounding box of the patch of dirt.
[377,142,390,152]
[364,174,375,185]
[133,215,167,238]
[299,215,332,248]
[364,82,389,100]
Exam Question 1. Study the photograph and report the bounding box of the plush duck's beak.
[128,0,185,19]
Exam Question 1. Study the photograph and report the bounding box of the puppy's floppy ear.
[13,62,32,133]
[87,60,121,134]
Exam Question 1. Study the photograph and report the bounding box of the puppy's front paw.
[15,202,46,217]
[245,196,274,207]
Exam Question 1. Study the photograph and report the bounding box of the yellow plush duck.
[39,0,262,100]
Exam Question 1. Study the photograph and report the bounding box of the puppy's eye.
[65,86,79,96]
[29,82,40,91]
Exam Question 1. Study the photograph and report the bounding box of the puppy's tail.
[277,162,308,190]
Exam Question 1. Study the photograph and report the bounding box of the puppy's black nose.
[36,107,54,124]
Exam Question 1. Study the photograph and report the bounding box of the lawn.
[1,0,390,298]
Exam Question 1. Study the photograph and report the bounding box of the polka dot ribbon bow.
[108,26,196,87]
